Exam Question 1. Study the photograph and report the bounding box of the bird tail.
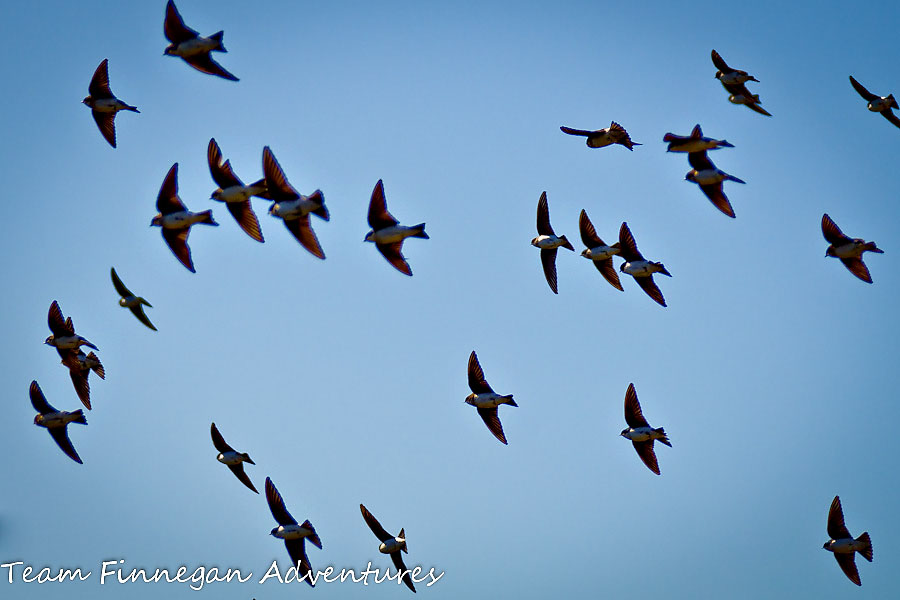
[726,174,746,184]
[863,242,884,254]
[888,94,898,110]
[209,31,227,52]
[656,263,672,277]
[655,427,672,447]
[125,104,140,113]
[308,190,329,220]
[302,520,322,549]
[198,210,218,226]
[249,178,272,200]
[87,352,105,379]
[856,532,873,562]
[70,410,88,425]
[611,241,621,250]
[399,528,408,553]
[241,452,255,465]
[502,394,517,407]
[410,223,429,239]
[559,235,574,251]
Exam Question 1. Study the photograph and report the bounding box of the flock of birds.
[25,0,894,592]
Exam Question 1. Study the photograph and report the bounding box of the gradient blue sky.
[1,0,898,598]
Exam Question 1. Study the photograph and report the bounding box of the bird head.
[150,214,163,227]
[825,247,836,258]
[580,249,592,259]
[44,335,55,346]
[464,393,477,406]
[82,96,92,106]
[364,231,375,243]
[620,428,630,438]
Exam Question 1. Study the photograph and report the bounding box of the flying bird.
[163,0,238,81]
[465,351,517,445]
[560,122,640,150]
[360,504,417,593]
[619,383,671,475]
[364,180,428,276]
[849,75,900,129]
[30,380,87,464]
[265,477,321,587]
[531,191,574,294]
[210,423,257,494]
[208,138,268,243]
[821,214,884,283]
[663,124,733,153]
[45,301,98,362]
[684,151,745,218]
[151,163,219,273]
[111,268,156,331]
[617,222,671,307]
[578,210,622,291]
[823,495,873,586]
[61,350,104,411]
[82,59,139,148]
[711,50,770,116]
[263,147,328,259]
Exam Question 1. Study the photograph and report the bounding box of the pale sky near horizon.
[1,0,898,598]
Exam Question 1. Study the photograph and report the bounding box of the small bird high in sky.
[531,191,574,294]
[684,150,745,218]
[617,222,671,307]
[30,380,87,464]
[360,504,417,593]
[45,300,98,359]
[110,267,156,331]
[821,213,884,283]
[578,209,623,291]
[848,75,900,129]
[620,383,671,475]
[151,163,219,273]
[61,350,104,411]
[208,139,269,243]
[823,495,873,586]
[663,124,733,153]
[163,0,238,81]
[465,350,517,445]
[265,477,322,587]
[560,122,641,150]
[263,146,329,259]
[82,58,138,148]
[210,423,258,494]
[711,49,771,116]
[364,179,428,276]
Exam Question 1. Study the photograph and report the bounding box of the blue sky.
[1,0,898,597]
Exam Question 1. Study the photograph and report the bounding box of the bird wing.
[632,440,659,475]
[162,227,195,273]
[840,257,873,283]
[624,383,649,428]
[227,200,264,243]
[164,0,199,43]
[821,214,850,245]
[210,423,235,453]
[88,59,114,99]
[207,138,244,188]
[540,248,559,294]
[284,215,325,259]
[228,463,258,494]
[477,406,508,444]
[129,303,158,331]
[559,126,593,137]
[181,53,239,81]
[360,504,393,542]
[579,210,605,248]
[48,301,74,337]
[711,49,731,72]
[698,183,736,218]
[688,150,715,172]
[284,539,313,586]
[49,426,83,464]
[536,191,555,236]
[467,351,495,394]
[593,258,624,291]
[635,274,667,307]
[744,102,772,117]
[617,222,644,262]
[265,477,298,526]
[91,111,118,148]
[29,381,56,414]
[881,109,900,129]
[827,496,853,540]
[849,75,878,102]
[110,267,133,298]
[367,179,399,230]
[375,241,411,275]
[390,552,416,593]
[262,147,299,201]
[157,163,188,214]
[66,362,92,410]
